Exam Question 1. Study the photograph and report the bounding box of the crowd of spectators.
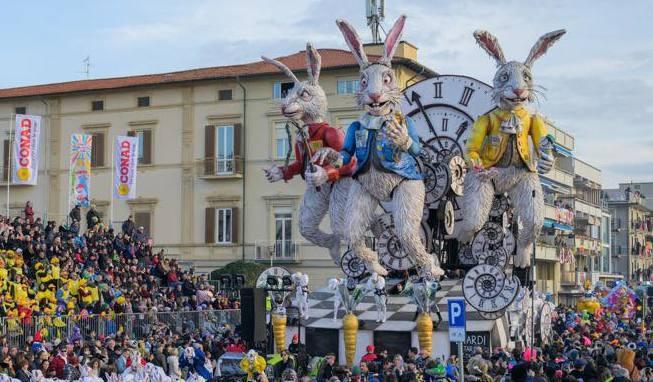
[0,202,239,327]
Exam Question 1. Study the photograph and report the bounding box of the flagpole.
[67,137,73,224]
[110,137,114,230]
[6,115,13,218]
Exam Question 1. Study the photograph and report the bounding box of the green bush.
[210,261,268,287]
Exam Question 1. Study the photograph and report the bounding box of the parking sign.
[447,299,466,342]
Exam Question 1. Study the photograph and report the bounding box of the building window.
[14,107,26,115]
[273,81,294,99]
[90,132,105,167]
[129,130,152,165]
[275,210,294,259]
[216,208,232,244]
[218,89,233,101]
[216,125,234,174]
[274,122,293,159]
[337,117,357,130]
[337,79,360,95]
[137,96,150,107]
[134,211,152,238]
[91,100,104,111]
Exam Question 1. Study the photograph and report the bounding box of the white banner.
[12,115,41,185]
[113,136,139,199]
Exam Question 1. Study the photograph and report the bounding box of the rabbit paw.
[387,120,411,150]
[305,166,328,187]
[537,151,554,174]
[263,165,283,182]
[312,147,342,167]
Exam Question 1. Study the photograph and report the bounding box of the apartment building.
[604,188,653,281]
[0,42,434,287]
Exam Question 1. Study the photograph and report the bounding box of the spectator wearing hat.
[318,353,336,382]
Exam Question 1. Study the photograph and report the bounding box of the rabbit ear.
[336,19,368,67]
[305,42,321,84]
[382,15,407,64]
[261,56,300,84]
[473,30,507,66]
[524,29,566,67]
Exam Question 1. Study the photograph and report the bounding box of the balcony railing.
[255,240,301,262]
[197,156,244,177]
[561,270,592,288]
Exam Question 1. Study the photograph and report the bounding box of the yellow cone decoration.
[343,312,359,366]
[271,313,287,353]
[416,312,433,355]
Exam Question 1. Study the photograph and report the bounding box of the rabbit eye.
[499,73,509,82]
[360,77,368,87]
[300,90,311,101]
[383,72,392,84]
[523,72,532,82]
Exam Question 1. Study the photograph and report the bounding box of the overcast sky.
[1,0,651,187]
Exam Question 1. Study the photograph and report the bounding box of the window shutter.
[231,207,239,244]
[204,125,215,175]
[2,140,9,181]
[205,207,216,243]
[127,131,136,137]
[92,133,105,167]
[142,130,152,164]
[233,123,242,173]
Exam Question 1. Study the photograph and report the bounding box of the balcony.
[540,167,574,189]
[197,157,244,179]
[561,270,592,289]
[255,240,302,263]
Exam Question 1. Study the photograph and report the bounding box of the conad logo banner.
[113,136,139,199]
[12,115,41,185]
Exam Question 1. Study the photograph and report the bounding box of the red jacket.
[49,355,66,379]
[281,122,356,182]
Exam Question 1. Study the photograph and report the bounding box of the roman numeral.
[456,121,468,140]
[433,82,443,98]
[459,86,474,106]
[441,118,448,132]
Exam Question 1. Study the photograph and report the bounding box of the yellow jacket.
[466,107,548,172]
[239,355,266,381]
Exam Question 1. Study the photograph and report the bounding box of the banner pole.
[6,115,12,218]
[110,137,114,230]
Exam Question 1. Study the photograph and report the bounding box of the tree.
[210,261,268,287]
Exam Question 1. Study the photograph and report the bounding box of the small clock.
[340,249,366,278]
[463,264,520,313]
[539,302,553,344]
[376,213,431,271]
[256,266,291,288]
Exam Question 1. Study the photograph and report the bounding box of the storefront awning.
[553,143,573,157]
[543,218,573,232]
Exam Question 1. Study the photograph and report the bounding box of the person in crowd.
[318,353,336,382]
[361,345,378,364]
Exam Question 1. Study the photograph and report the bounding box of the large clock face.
[400,75,496,218]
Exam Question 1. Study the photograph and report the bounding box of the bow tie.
[500,112,522,134]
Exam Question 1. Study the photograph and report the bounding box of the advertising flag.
[70,134,93,208]
[113,136,139,199]
[12,115,41,185]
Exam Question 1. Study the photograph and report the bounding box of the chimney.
[363,41,418,61]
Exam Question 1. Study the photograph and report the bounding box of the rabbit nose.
[513,88,527,97]
[369,93,382,102]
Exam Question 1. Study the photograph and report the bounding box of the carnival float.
[257,11,566,365]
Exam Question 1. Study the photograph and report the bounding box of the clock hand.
[455,120,469,141]
[410,91,444,150]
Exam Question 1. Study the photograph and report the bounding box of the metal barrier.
[0,309,240,348]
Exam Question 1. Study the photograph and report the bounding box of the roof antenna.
[366,0,385,44]
[81,56,91,79]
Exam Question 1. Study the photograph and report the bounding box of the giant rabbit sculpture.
[314,15,443,277]
[454,29,565,269]
[262,43,355,264]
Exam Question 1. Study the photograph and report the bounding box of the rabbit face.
[263,42,327,125]
[493,61,534,111]
[358,64,401,116]
[337,15,407,117]
[473,29,565,111]
[281,81,327,123]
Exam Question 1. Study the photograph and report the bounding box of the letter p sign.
[447,299,466,342]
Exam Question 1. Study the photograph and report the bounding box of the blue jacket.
[341,114,423,180]
[179,347,212,381]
